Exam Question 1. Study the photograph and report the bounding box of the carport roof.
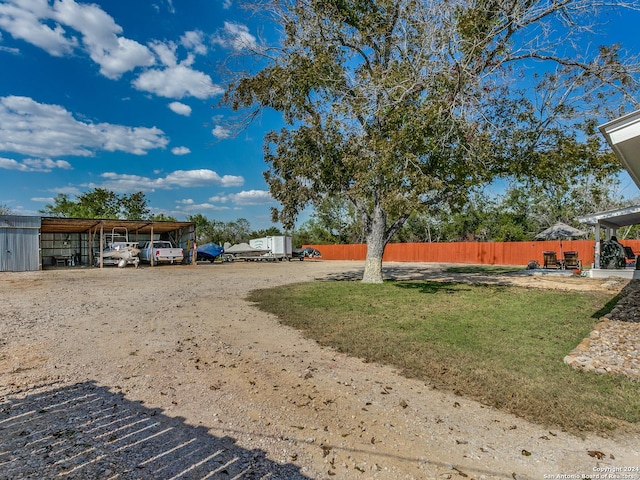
[40,217,194,235]
[576,204,640,229]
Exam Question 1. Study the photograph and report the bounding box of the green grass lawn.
[247,280,640,433]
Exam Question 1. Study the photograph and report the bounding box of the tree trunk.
[361,204,387,284]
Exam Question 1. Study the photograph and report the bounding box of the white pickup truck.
[139,241,184,265]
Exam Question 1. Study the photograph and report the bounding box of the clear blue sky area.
[1,1,640,229]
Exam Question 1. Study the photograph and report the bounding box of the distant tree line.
[0,204,13,215]
[187,213,286,246]
[39,189,290,246]
[296,173,640,243]
[41,189,157,221]
[34,174,640,248]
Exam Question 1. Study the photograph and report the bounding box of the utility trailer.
[249,236,293,260]
[223,236,298,262]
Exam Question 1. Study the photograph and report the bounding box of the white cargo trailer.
[248,236,293,260]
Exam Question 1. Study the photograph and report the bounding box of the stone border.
[564,280,640,380]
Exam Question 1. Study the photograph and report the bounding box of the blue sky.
[0,0,286,229]
[1,1,640,230]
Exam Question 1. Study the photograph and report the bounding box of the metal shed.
[0,215,41,272]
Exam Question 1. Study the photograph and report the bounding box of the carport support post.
[191,225,196,266]
[99,222,104,269]
[88,228,94,267]
[150,225,154,267]
[595,224,601,269]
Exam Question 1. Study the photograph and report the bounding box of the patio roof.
[599,109,640,190]
[576,110,640,233]
[576,204,640,229]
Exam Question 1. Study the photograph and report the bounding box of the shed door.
[0,227,40,271]
[0,230,7,271]
[0,228,13,271]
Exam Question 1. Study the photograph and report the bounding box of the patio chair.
[563,251,582,270]
[543,251,563,269]
[623,246,637,268]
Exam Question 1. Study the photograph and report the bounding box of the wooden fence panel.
[305,239,640,266]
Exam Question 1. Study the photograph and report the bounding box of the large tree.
[41,189,150,219]
[224,0,640,282]
[121,192,150,220]
[301,195,363,244]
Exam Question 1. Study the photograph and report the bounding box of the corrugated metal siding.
[0,216,41,272]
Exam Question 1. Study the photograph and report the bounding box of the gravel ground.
[1,261,639,480]
[565,280,640,380]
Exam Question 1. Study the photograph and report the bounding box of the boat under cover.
[196,242,224,261]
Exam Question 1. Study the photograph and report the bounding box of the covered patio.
[576,110,640,278]
[576,205,640,277]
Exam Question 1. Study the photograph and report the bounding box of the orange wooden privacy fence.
[304,239,640,266]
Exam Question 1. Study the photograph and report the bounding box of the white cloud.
[229,190,273,206]
[51,186,82,195]
[212,22,259,52]
[89,36,155,80]
[225,23,258,51]
[222,0,232,10]
[168,101,191,116]
[100,124,169,155]
[181,30,206,55]
[174,198,233,212]
[134,40,223,99]
[0,0,155,79]
[0,156,26,171]
[211,125,232,140]
[82,169,244,193]
[175,202,230,212]
[0,31,20,53]
[31,196,54,203]
[0,95,168,157]
[0,1,223,98]
[0,0,78,56]
[90,172,158,193]
[171,146,190,155]
[207,195,228,203]
[53,0,155,79]
[24,158,72,171]
[162,169,244,187]
[150,39,178,67]
[0,44,20,54]
[133,63,224,99]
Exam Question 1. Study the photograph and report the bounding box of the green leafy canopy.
[223,0,640,282]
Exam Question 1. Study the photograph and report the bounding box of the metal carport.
[40,217,196,268]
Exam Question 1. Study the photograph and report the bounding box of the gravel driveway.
[1,261,638,479]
